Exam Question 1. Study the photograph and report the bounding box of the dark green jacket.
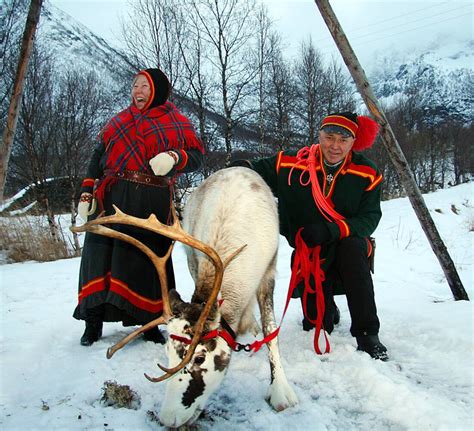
[250,145,383,249]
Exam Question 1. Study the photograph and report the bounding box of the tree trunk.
[45,203,61,244]
[69,179,81,257]
[314,0,469,301]
[0,0,43,202]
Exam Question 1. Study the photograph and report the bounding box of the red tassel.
[353,116,380,151]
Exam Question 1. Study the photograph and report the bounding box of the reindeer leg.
[257,256,298,411]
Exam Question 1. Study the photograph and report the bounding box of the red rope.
[287,144,350,354]
[290,230,330,354]
[289,145,345,222]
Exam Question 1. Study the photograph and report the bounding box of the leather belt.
[104,169,172,188]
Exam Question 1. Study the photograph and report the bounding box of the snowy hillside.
[1,183,472,430]
[370,40,474,124]
[40,3,134,75]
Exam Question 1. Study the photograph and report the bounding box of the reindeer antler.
[145,243,246,382]
[71,205,236,382]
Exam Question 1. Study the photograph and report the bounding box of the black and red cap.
[320,111,380,151]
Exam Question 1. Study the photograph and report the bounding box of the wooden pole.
[0,0,44,202]
[314,0,469,301]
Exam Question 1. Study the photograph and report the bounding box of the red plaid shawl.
[95,102,203,202]
[100,101,203,172]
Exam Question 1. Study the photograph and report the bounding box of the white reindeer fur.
[183,167,279,333]
[159,167,297,428]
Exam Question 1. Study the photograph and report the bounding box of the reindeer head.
[158,290,232,427]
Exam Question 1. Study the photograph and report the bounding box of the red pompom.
[353,116,380,151]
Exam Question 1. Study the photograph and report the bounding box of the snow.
[1,183,473,430]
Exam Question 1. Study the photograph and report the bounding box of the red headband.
[320,115,358,137]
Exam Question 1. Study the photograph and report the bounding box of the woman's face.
[132,75,151,110]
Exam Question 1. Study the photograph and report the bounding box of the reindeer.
[72,167,298,428]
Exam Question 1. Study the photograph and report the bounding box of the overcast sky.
[50,0,473,68]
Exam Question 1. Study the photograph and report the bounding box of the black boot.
[356,334,388,361]
[303,308,339,333]
[302,317,315,332]
[301,303,339,332]
[143,326,166,344]
[80,321,103,346]
[333,304,341,325]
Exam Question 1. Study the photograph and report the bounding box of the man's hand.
[300,223,331,248]
[77,193,93,224]
[149,151,178,176]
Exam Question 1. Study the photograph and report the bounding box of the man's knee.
[337,236,367,257]
[335,237,372,276]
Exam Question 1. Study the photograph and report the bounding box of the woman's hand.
[77,193,93,223]
[149,151,178,176]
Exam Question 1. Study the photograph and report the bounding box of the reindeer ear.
[169,289,184,313]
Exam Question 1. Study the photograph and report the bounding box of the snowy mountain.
[35,0,135,107]
[40,4,134,78]
[370,40,474,125]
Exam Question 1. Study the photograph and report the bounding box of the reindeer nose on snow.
[159,413,196,429]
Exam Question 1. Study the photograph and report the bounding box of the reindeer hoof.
[266,382,298,411]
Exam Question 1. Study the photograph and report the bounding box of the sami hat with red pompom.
[320,111,380,151]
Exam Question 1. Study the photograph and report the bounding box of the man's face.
[319,130,355,164]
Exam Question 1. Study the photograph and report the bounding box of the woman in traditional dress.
[74,68,204,346]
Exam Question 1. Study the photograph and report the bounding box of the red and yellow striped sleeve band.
[175,149,188,170]
[278,153,311,172]
[275,151,284,174]
[365,173,383,191]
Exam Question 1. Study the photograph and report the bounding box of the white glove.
[149,151,178,176]
[77,193,93,224]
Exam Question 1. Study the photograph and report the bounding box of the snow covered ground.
[1,183,473,430]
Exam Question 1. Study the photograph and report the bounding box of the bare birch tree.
[295,38,326,146]
[191,0,259,165]
[10,47,63,241]
[1,0,43,201]
[265,33,296,152]
[171,3,218,177]
[322,58,355,114]
[0,0,23,122]
[121,0,184,89]
[52,69,111,254]
[254,4,272,155]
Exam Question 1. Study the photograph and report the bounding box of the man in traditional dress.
[231,112,388,360]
